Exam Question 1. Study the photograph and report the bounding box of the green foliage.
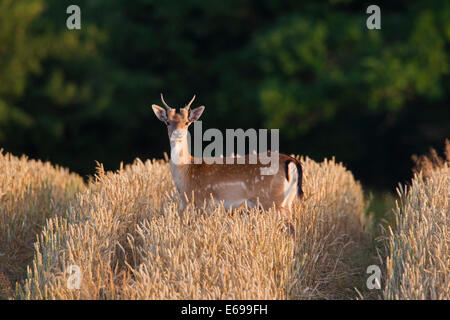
[0,0,44,134]
[0,0,448,188]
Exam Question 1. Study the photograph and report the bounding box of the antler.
[160,93,173,111]
[183,95,196,111]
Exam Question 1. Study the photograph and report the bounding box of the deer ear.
[152,104,168,123]
[189,106,205,122]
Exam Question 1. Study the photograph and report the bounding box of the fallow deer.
[152,94,303,217]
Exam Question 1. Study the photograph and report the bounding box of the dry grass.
[16,156,367,299]
[0,150,84,298]
[412,139,450,179]
[4,141,449,300]
[383,164,449,299]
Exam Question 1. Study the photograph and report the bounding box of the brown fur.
[173,153,302,210]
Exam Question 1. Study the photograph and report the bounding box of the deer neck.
[169,131,192,200]
[169,130,192,166]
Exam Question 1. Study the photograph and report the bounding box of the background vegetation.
[0,0,449,191]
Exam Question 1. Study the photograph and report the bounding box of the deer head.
[152,94,205,142]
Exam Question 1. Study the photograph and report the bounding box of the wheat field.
[0,150,84,298]
[11,155,366,299]
[383,165,449,299]
[1,146,448,300]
